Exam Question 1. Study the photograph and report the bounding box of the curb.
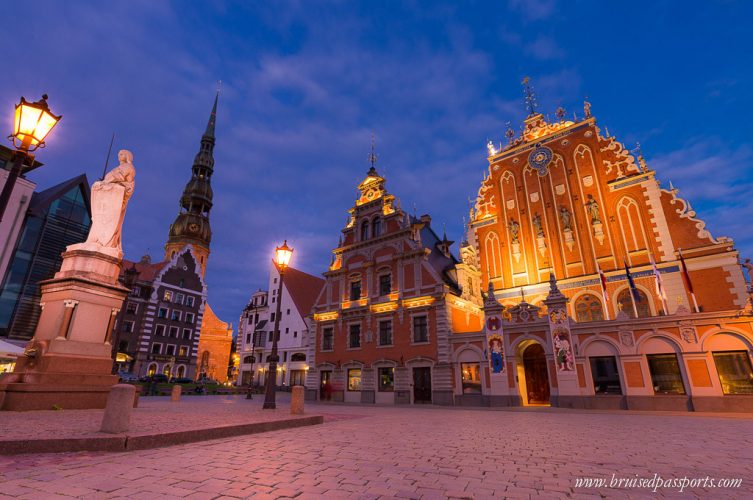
[0,415,324,455]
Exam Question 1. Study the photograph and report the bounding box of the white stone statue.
[71,150,136,259]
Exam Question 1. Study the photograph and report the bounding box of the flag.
[624,259,641,303]
[649,253,668,315]
[596,263,610,320]
[678,248,700,313]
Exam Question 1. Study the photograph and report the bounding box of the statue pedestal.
[0,248,129,411]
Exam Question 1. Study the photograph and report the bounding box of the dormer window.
[372,217,381,237]
[360,220,369,240]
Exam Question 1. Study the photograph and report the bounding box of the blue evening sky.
[1,1,751,326]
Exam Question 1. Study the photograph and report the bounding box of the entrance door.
[413,367,432,403]
[320,371,332,400]
[523,344,550,405]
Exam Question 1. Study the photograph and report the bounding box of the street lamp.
[263,240,293,410]
[0,95,61,223]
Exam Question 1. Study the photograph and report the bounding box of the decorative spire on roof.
[367,132,378,176]
[522,76,538,116]
[204,86,219,138]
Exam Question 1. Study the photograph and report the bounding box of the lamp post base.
[262,401,276,409]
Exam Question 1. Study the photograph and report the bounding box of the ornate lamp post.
[263,240,293,410]
[0,95,61,222]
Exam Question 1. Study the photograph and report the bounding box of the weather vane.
[216,80,223,94]
[368,132,378,170]
[521,76,538,116]
[505,121,515,143]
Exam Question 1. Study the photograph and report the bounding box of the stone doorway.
[320,370,332,400]
[521,343,550,405]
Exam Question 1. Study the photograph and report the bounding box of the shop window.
[379,274,391,296]
[460,362,482,394]
[378,367,394,392]
[349,324,361,349]
[589,356,622,394]
[322,328,334,351]
[378,320,393,346]
[647,354,686,394]
[147,363,157,376]
[575,294,604,322]
[413,316,428,343]
[348,369,362,391]
[713,351,753,395]
[290,370,306,386]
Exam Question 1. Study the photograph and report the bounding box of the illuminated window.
[163,290,173,302]
[575,294,604,322]
[589,356,622,394]
[378,320,392,346]
[147,363,157,376]
[349,324,361,349]
[713,351,753,395]
[647,354,686,394]
[379,274,391,296]
[617,288,650,318]
[348,369,362,391]
[179,346,188,357]
[460,362,482,394]
[322,327,334,351]
[378,367,394,392]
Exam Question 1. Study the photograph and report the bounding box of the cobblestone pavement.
[1,397,751,499]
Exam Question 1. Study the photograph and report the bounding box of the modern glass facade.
[0,176,91,339]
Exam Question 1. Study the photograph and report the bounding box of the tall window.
[350,280,361,301]
[322,327,334,351]
[166,344,176,355]
[163,290,173,302]
[413,315,428,343]
[484,231,501,278]
[378,367,394,392]
[147,363,157,376]
[713,351,753,395]
[647,354,686,394]
[155,325,165,336]
[348,369,362,391]
[379,274,391,296]
[126,302,138,314]
[372,217,382,237]
[179,346,188,357]
[459,362,481,394]
[349,324,361,349]
[123,321,134,333]
[255,332,267,347]
[575,294,604,322]
[151,343,162,354]
[176,293,184,305]
[158,308,168,318]
[171,310,181,321]
[182,329,192,339]
[378,320,393,346]
[186,296,195,307]
[617,288,650,318]
[169,326,178,338]
[617,196,648,252]
[360,220,369,240]
[589,356,622,394]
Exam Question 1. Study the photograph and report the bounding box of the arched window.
[616,197,648,253]
[291,353,306,362]
[372,217,381,237]
[484,231,501,278]
[243,355,254,364]
[360,220,369,240]
[147,363,157,376]
[176,365,186,378]
[575,294,604,322]
[162,364,172,376]
[617,288,650,318]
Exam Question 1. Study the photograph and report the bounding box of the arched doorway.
[522,343,550,405]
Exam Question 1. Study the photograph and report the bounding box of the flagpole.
[650,253,668,315]
[624,259,639,318]
[678,248,700,313]
[597,264,611,320]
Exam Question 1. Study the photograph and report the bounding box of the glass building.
[0,175,91,339]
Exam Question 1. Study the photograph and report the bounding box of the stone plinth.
[100,384,135,433]
[171,385,182,402]
[291,386,304,415]
[0,248,129,411]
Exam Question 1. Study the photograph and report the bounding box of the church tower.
[164,93,218,277]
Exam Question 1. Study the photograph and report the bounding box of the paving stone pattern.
[1,397,752,499]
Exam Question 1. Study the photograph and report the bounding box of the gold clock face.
[188,223,199,233]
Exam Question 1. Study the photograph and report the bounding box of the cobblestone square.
[0,397,750,498]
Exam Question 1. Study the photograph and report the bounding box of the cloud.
[508,0,557,20]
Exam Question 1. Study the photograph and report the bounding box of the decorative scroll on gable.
[662,186,719,244]
[598,137,640,178]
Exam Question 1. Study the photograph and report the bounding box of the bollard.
[291,385,305,415]
[133,385,141,408]
[171,384,182,402]
[100,384,136,434]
